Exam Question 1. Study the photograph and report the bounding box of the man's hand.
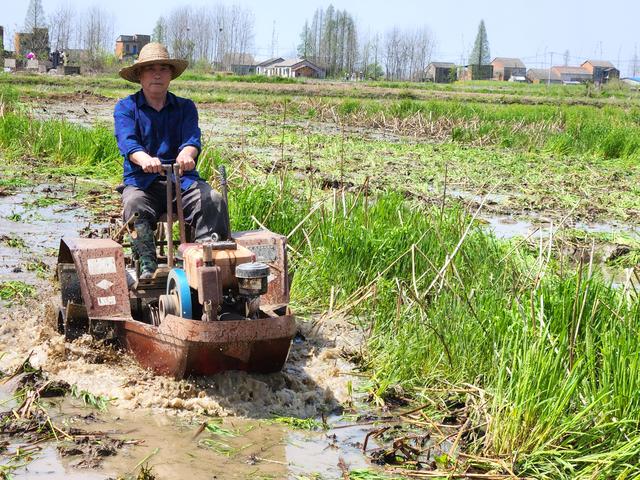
[176,146,198,175]
[140,156,163,174]
[130,152,163,174]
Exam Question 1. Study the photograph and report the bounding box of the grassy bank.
[4,73,640,163]
[222,163,640,479]
[2,95,640,478]
[215,160,640,479]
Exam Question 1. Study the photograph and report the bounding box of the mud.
[7,94,639,476]
[0,184,96,285]
[0,181,360,417]
[30,101,114,128]
[6,401,374,479]
[0,183,379,478]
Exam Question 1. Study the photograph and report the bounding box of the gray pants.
[121,179,229,242]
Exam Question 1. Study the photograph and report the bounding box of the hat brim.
[119,58,189,83]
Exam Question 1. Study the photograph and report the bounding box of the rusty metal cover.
[233,230,290,306]
[120,313,296,378]
[60,238,131,320]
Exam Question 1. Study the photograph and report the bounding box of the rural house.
[255,57,284,75]
[551,66,592,84]
[14,28,49,58]
[581,60,620,84]
[262,58,325,79]
[221,52,256,75]
[425,62,456,83]
[115,35,150,60]
[460,64,494,81]
[491,57,526,81]
[526,68,562,84]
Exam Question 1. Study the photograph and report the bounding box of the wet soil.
[25,96,640,226]
[7,95,638,476]
[0,183,380,479]
[0,184,96,285]
[5,398,375,479]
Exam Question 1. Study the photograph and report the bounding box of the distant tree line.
[16,0,254,70]
[153,5,255,69]
[298,5,358,77]
[18,0,434,78]
[22,0,114,66]
[297,4,435,80]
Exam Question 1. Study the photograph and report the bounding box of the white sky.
[2,0,639,74]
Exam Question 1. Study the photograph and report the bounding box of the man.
[114,42,228,280]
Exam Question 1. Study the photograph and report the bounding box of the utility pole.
[548,51,553,85]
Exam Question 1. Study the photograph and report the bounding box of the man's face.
[139,63,172,95]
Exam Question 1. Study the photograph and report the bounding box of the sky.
[2,0,639,74]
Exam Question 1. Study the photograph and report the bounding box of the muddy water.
[0,184,380,478]
[0,184,96,285]
[6,399,373,479]
[484,214,640,241]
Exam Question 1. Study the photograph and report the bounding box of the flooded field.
[1,78,639,479]
[5,399,375,479]
[0,181,390,479]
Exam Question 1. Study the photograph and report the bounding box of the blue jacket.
[114,90,202,190]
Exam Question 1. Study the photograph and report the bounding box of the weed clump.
[0,281,36,303]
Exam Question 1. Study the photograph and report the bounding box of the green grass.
[180,72,300,84]
[348,470,401,480]
[1,235,28,250]
[267,416,325,430]
[0,176,32,190]
[225,177,640,478]
[1,88,640,478]
[70,384,112,411]
[0,281,37,302]
[4,73,640,161]
[0,111,121,177]
[240,124,640,223]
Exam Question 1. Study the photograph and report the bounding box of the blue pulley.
[166,268,192,319]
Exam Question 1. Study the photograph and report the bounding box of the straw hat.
[119,42,188,83]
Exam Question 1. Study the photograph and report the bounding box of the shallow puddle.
[484,214,640,241]
[4,398,376,479]
[0,185,96,284]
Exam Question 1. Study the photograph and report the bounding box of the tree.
[24,0,46,32]
[381,26,434,81]
[152,17,167,45]
[469,20,490,66]
[298,20,311,58]
[163,5,254,68]
[366,63,383,80]
[23,0,48,56]
[49,4,73,51]
[82,6,114,66]
[297,5,358,77]
[165,6,194,62]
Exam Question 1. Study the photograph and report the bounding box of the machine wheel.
[163,268,192,319]
[56,263,89,339]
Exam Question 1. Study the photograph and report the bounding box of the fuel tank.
[178,243,255,290]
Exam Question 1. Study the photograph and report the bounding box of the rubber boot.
[130,222,157,280]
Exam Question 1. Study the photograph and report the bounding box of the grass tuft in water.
[70,384,112,411]
[267,416,325,431]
